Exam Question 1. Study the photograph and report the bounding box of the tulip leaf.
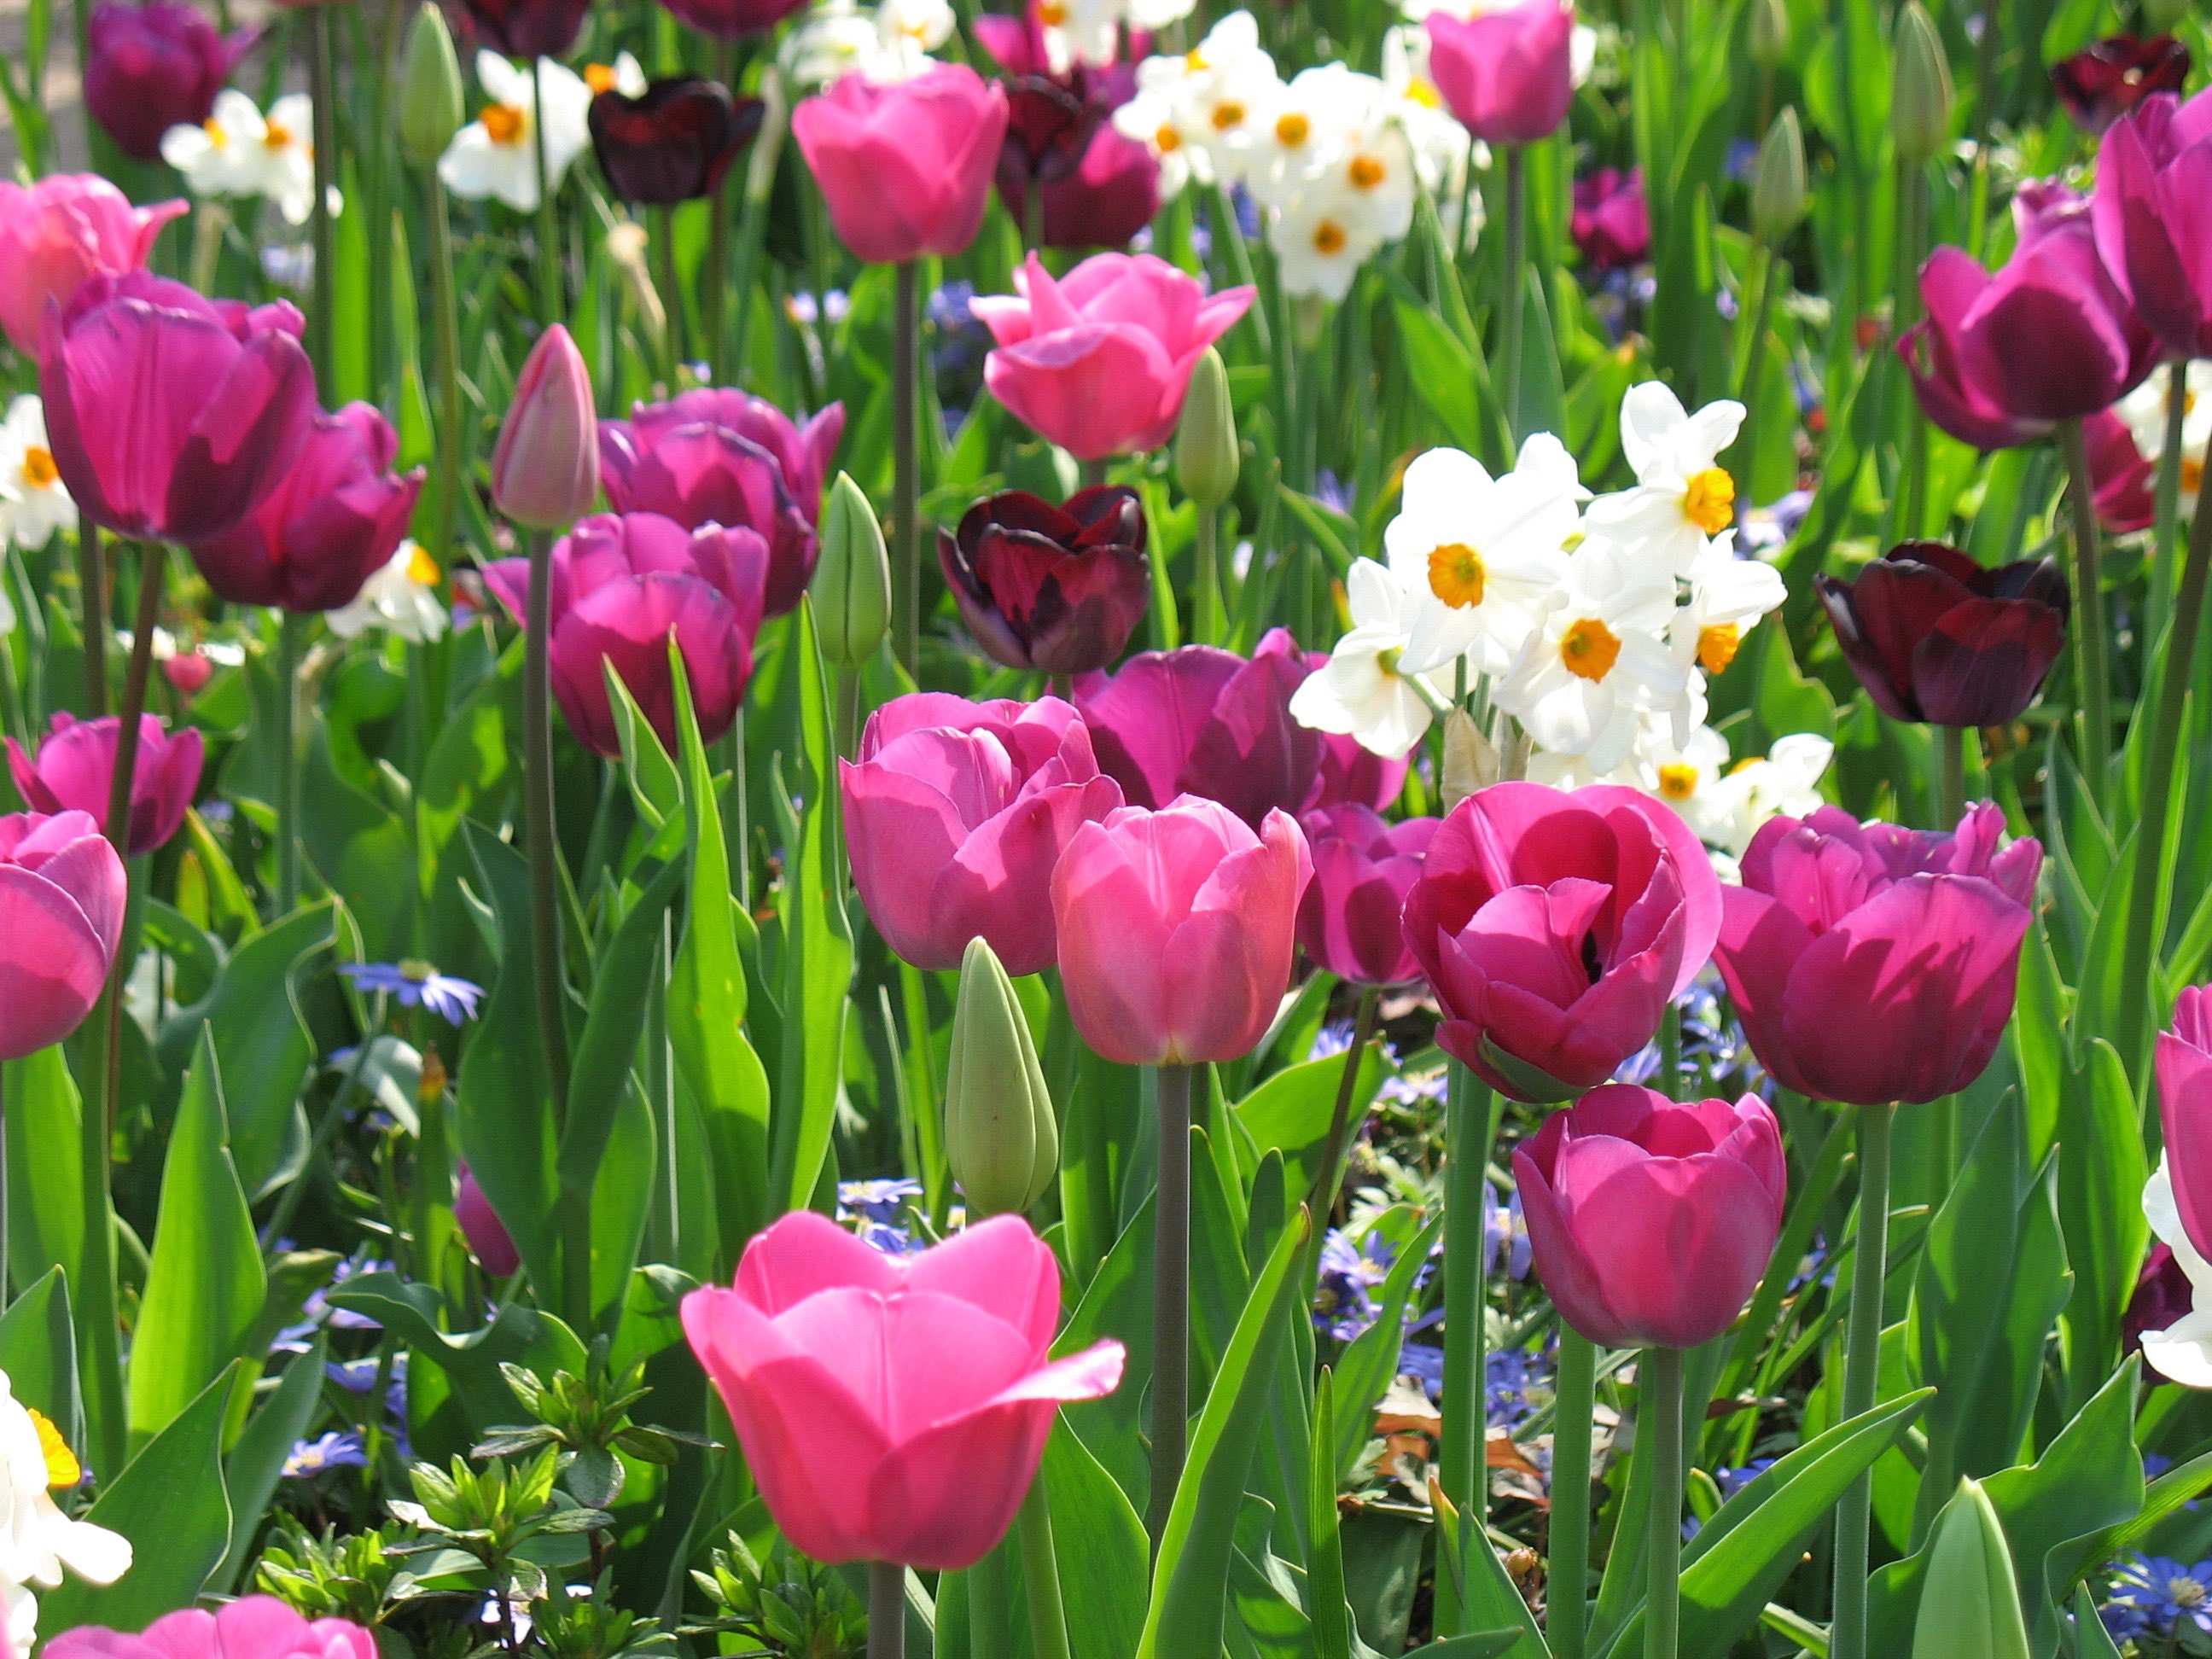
[1056,1191,1161,1509]
[0,1266,80,1451]
[1332,1209,1445,1483]
[1390,296,1487,456]
[1044,1421,1150,1659]
[1423,1636,1531,1659]
[2067,1587,2126,1659]
[2052,1037,2148,1416]
[1912,1481,2032,1659]
[1232,1050,1388,1206]
[215,1333,328,1592]
[4,1048,90,1394]
[1307,1370,1353,1659]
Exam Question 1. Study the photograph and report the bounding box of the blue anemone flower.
[341,961,486,1026]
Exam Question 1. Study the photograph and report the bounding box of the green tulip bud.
[398,4,464,170]
[1892,1,1955,166]
[1752,108,1810,245]
[1174,347,1240,511]
[1747,0,1790,66]
[813,471,891,671]
[1912,1479,2030,1659]
[943,937,1058,1218]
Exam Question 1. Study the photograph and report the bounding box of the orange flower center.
[1348,152,1386,189]
[1697,620,1742,675]
[1211,99,1246,131]
[21,445,59,488]
[1426,541,1485,608]
[1037,0,1068,20]
[1657,762,1699,800]
[203,118,228,147]
[264,119,293,148]
[1312,218,1348,256]
[1681,465,1736,533]
[1559,617,1621,682]
[482,103,527,145]
[1155,123,1182,153]
[1275,111,1311,146]
[585,63,619,93]
[2186,455,2206,494]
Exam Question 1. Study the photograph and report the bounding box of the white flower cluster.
[439,54,645,212]
[1294,381,1825,858]
[0,396,75,556]
[2114,360,2212,520]
[1113,12,1476,300]
[161,90,337,227]
[782,0,959,87]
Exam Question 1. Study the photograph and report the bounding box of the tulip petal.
[732,1210,902,1313]
[0,862,117,1060]
[902,1214,1063,1349]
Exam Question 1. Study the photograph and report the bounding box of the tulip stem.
[1498,146,1527,442]
[1643,1345,1685,1659]
[1016,1477,1073,1659]
[1435,1059,1498,1637]
[892,261,921,678]
[2150,359,2190,641]
[1892,161,1930,541]
[276,612,303,911]
[78,523,109,717]
[1831,1100,1894,1659]
[703,44,739,383]
[1550,1327,1596,1659]
[654,205,684,384]
[2116,419,2212,1081]
[532,59,564,327]
[1195,505,1223,645]
[306,8,339,388]
[868,1562,905,1659]
[427,172,466,586]
[521,527,573,1137]
[1731,246,1780,482]
[2058,418,2112,792]
[1147,1061,1193,1550]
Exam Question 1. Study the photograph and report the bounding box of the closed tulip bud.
[1911,1480,2030,1659]
[398,5,464,169]
[1892,2,1955,165]
[944,937,1058,1217]
[814,472,890,670]
[1747,0,1790,65]
[492,325,599,531]
[1174,347,1240,511]
[1752,109,1809,244]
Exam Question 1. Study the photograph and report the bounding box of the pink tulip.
[2084,408,2157,533]
[0,176,185,356]
[1711,802,2040,1106]
[163,651,214,697]
[1073,627,1322,830]
[840,693,1122,975]
[2157,987,2212,1263]
[1306,731,1409,816]
[975,252,1254,459]
[1571,167,1650,271]
[1052,795,1310,1066]
[39,273,317,546]
[454,1162,521,1277]
[481,512,768,759]
[188,404,424,614]
[683,1211,1124,1570]
[599,388,844,618]
[1424,0,1576,147]
[0,812,126,1062]
[1515,1085,1785,1351]
[792,67,1010,265]
[2093,88,2212,361]
[1297,805,1436,987]
[491,325,600,532]
[8,713,204,857]
[83,1,258,161]
[45,1598,375,1659]
[1401,783,1724,1102]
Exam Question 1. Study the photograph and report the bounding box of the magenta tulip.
[975,252,1254,459]
[1306,731,1409,816]
[189,404,424,614]
[792,68,1009,265]
[1073,627,1323,830]
[1515,1085,1785,1350]
[454,1162,521,1277]
[1052,795,1309,1067]
[38,272,316,546]
[599,388,843,618]
[492,324,600,533]
[1297,805,1437,987]
[2157,987,2212,1262]
[1571,166,1650,271]
[1900,180,2158,450]
[0,176,185,356]
[2085,407,2158,533]
[2093,88,2212,361]
[683,1211,1124,1571]
[481,512,767,759]
[46,1598,375,1659]
[0,811,126,1062]
[1711,802,2040,1106]
[1400,783,1724,1102]
[1424,0,1575,146]
[651,0,808,42]
[8,713,204,857]
[840,693,1121,975]
[83,2,257,161]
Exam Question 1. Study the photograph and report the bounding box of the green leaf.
[4,1049,88,1355]
[0,1268,80,1451]
[1045,1421,1150,1659]
[2052,1039,2148,1415]
[1307,1371,1353,1659]
[1232,1051,1387,1205]
[1425,1635,1531,1659]
[1391,298,1487,454]
[1912,1480,2031,1659]
[216,1336,328,1591]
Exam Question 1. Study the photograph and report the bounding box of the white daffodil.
[328,541,451,645]
[1670,529,1787,679]
[1496,537,1685,773]
[1269,191,1382,302]
[782,2,882,87]
[1113,83,1202,195]
[581,53,649,98]
[1289,558,1456,758]
[1241,63,1375,207]
[1632,721,1737,845]
[1155,13,1279,186]
[0,1369,131,1650]
[439,53,593,212]
[0,397,76,552]
[160,90,329,225]
[1586,381,1747,575]
[2141,1161,2212,1389]
[1382,26,1481,198]
[870,0,956,76]
[2116,361,2212,518]
[1386,434,1582,677]
[1712,731,1833,855]
[1317,101,1418,245]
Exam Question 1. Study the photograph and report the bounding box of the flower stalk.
[1147,1060,1193,1548]
[1831,1101,1895,1659]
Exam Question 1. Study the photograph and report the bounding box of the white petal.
[1620,381,1690,480]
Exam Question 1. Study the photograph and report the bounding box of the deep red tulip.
[1424,0,1575,146]
[1029,130,1161,250]
[0,811,126,1062]
[460,0,588,62]
[938,486,1150,675]
[0,176,185,356]
[1297,804,1436,987]
[651,0,807,42]
[83,2,258,161]
[1712,803,2040,1106]
[7,713,204,856]
[1571,167,1650,271]
[998,75,1098,198]
[2051,35,2189,136]
[590,79,763,205]
[792,67,1009,265]
[2093,88,2212,362]
[1816,541,2069,728]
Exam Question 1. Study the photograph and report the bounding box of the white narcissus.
[1669,529,1788,678]
[1289,558,1457,758]
[160,90,329,226]
[327,540,451,646]
[0,1370,131,1650]
[1586,381,1748,575]
[0,396,76,553]
[2116,359,2212,516]
[438,53,594,213]
[1496,537,1685,773]
[2141,1161,2212,1388]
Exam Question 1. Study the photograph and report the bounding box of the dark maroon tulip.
[1817,541,2069,729]
[1073,627,1322,830]
[998,76,1097,199]
[976,6,1155,248]
[652,0,806,42]
[84,2,257,160]
[461,0,588,62]
[189,404,424,613]
[1297,804,1437,987]
[1571,167,1650,271]
[938,486,1149,675]
[2051,35,2190,136]
[1031,130,1162,251]
[590,78,763,206]
[2123,1243,2194,1359]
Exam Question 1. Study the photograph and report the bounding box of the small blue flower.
[2104,1554,2212,1640]
[838,1178,925,1257]
[1307,1022,1357,1062]
[341,961,485,1026]
[283,1430,369,1479]
[326,1356,381,1394]
[1313,1228,1395,1342]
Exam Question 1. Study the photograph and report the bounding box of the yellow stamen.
[204,119,228,148]
[1426,541,1486,608]
[2186,455,2205,495]
[1697,620,1743,675]
[21,445,59,489]
[1559,617,1621,682]
[585,63,618,94]
[1155,124,1183,154]
[1185,47,1208,70]
[1681,466,1736,533]
[1348,153,1386,189]
[1274,111,1311,146]
[1656,762,1699,800]
[481,103,527,145]
[30,1409,80,1489]
[1406,76,1441,109]
[1037,0,1068,20]
[1211,99,1247,131]
[406,545,442,585]
[264,119,293,148]
[1312,218,1348,256]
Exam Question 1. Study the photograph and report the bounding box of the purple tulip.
[839,693,1123,976]
[1571,167,1650,271]
[481,511,769,759]
[1712,802,2040,1106]
[455,1162,521,1277]
[2093,88,2212,362]
[39,272,317,546]
[188,404,424,614]
[2123,1244,2195,1359]
[599,389,844,618]
[84,2,258,161]
[1515,1086,1786,1351]
[460,0,588,61]
[7,713,204,856]
[1072,627,1323,830]
[938,486,1150,675]
[2085,408,2158,533]
[1401,783,1723,1102]
[0,811,127,1062]
[1305,731,1408,816]
[1297,804,1437,987]
[1424,0,1575,147]
[1900,180,2158,449]
[2157,987,2212,1261]
[650,0,808,42]
[2051,36,2190,137]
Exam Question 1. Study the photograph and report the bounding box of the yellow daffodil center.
[1656,762,1699,800]
[21,445,59,489]
[407,545,442,585]
[482,103,527,145]
[1211,99,1247,131]
[584,63,619,93]
[1312,218,1348,255]
[1406,76,1441,108]
[2186,455,2206,495]
[30,1409,79,1488]
[264,119,293,148]
[1697,620,1742,675]
[1185,48,1208,70]
[1155,124,1183,153]
[1348,153,1386,189]
[1427,541,1486,608]
[1036,0,1067,20]
[1681,465,1736,533]
[1559,617,1621,682]
[1275,111,1311,146]
[203,119,228,148]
